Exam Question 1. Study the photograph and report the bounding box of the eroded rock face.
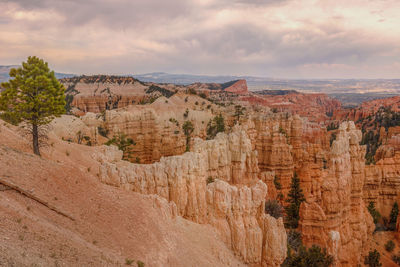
[105,108,186,163]
[299,122,374,266]
[94,112,380,266]
[363,150,400,218]
[95,127,287,266]
[223,79,248,95]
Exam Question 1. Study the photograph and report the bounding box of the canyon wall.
[364,148,400,218]
[245,115,375,266]
[299,122,374,266]
[95,128,287,266]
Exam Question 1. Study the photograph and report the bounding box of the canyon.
[2,76,400,266]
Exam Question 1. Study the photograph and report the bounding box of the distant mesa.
[222,79,248,95]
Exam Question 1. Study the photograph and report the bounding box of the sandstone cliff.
[299,122,374,266]
[95,127,287,266]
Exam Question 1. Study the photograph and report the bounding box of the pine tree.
[285,172,305,228]
[206,114,225,139]
[105,132,135,161]
[234,105,244,123]
[364,249,382,267]
[182,121,194,152]
[0,56,66,155]
[367,202,381,225]
[389,202,399,230]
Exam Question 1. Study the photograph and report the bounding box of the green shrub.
[265,200,283,219]
[183,109,189,119]
[137,260,145,267]
[105,133,135,161]
[125,258,134,265]
[385,240,395,252]
[206,176,215,184]
[364,249,382,267]
[389,202,399,231]
[282,244,333,267]
[367,202,381,225]
[206,114,225,140]
[392,254,400,265]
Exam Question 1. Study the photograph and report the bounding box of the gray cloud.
[0,0,399,78]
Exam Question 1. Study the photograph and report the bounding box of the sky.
[0,0,399,79]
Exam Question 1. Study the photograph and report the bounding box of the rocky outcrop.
[95,128,287,266]
[334,96,400,122]
[363,150,400,218]
[104,108,186,163]
[224,79,248,95]
[299,122,374,266]
[241,93,341,122]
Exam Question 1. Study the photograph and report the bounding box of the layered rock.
[241,92,341,122]
[223,79,248,95]
[299,122,374,266]
[95,128,287,266]
[248,113,328,198]
[363,150,400,218]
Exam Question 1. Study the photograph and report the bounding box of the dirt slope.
[0,120,244,267]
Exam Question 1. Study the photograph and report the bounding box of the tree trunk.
[32,123,40,156]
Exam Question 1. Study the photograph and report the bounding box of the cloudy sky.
[0,0,399,78]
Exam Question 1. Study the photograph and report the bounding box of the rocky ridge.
[96,126,287,266]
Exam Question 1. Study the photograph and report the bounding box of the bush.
[183,109,189,119]
[393,254,400,265]
[206,114,225,140]
[367,202,381,225]
[364,249,382,267]
[389,202,399,231]
[206,176,215,184]
[265,200,283,219]
[125,258,134,265]
[105,133,135,161]
[137,260,145,267]
[283,244,333,267]
[385,240,395,252]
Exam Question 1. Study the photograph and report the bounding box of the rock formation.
[241,92,341,122]
[299,122,374,266]
[95,127,287,266]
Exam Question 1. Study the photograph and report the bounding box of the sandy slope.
[0,120,244,267]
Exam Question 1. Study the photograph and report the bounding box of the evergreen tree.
[285,172,305,228]
[105,132,135,161]
[0,56,66,155]
[182,121,194,152]
[234,105,244,123]
[367,202,381,225]
[364,250,382,267]
[206,114,225,139]
[389,202,399,230]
